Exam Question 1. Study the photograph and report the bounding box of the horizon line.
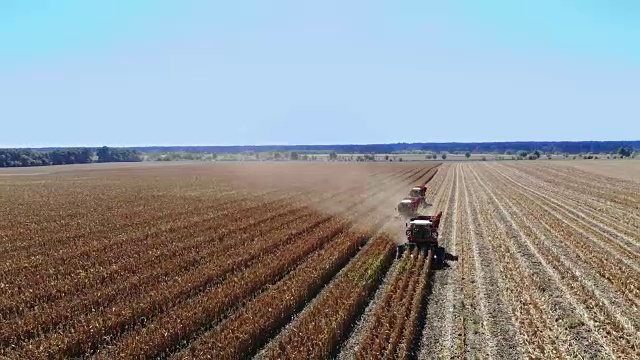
[4,139,640,149]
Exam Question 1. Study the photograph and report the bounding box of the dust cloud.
[198,161,433,246]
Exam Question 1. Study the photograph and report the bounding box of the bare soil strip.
[418,164,460,359]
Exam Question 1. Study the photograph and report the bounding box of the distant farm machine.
[397,185,428,218]
[408,185,426,199]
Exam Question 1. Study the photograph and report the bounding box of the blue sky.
[1,0,639,147]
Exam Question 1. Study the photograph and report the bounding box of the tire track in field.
[458,163,513,358]
[458,164,522,359]
[497,163,640,252]
[488,164,640,304]
[469,164,618,358]
[493,167,640,356]
[504,164,640,243]
[536,161,640,194]
[464,165,568,358]
[475,164,640,354]
[505,164,640,237]
[455,165,482,358]
[476,164,640,357]
[508,163,640,227]
[493,163,640,270]
[526,163,640,203]
[417,164,460,359]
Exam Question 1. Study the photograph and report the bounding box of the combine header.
[396,212,446,266]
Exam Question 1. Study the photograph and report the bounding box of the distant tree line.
[98,141,640,155]
[147,152,219,161]
[0,147,142,167]
[95,147,143,163]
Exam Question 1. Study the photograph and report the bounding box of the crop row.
[484,165,639,307]
[497,164,639,257]
[437,162,640,359]
[96,165,427,359]
[1,163,435,358]
[0,191,299,321]
[257,231,395,359]
[5,172,391,357]
[355,249,426,359]
[255,166,441,359]
[2,196,314,344]
[342,166,452,359]
[12,208,326,357]
[170,165,441,359]
[470,164,639,358]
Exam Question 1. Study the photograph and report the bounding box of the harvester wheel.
[396,245,406,259]
[434,246,446,268]
[418,244,429,258]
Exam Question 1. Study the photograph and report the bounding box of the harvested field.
[1,161,638,359]
[549,159,640,182]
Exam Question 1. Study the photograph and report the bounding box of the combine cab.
[408,185,427,198]
[396,212,446,266]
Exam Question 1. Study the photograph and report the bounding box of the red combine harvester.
[397,197,423,217]
[396,212,446,265]
[397,185,428,217]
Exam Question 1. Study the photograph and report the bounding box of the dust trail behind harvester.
[207,162,442,247]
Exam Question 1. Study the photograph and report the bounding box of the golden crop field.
[0,161,638,359]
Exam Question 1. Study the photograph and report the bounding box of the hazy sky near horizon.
[1,0,639,147]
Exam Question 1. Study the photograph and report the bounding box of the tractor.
[396,212,446,266]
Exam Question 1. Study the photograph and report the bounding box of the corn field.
[0,161,638,359]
